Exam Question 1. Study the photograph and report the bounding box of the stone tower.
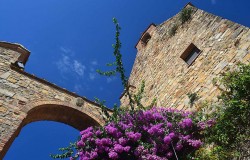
[120,3,250,110]
[0,42,111,159]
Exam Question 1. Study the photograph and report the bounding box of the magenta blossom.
[73,107,212,159]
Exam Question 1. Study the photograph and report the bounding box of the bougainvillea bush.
[70,107,214,160]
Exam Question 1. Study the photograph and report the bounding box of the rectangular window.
[180,43,201,66]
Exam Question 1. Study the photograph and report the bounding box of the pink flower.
[114,144,123,153]
[180,118,193,128]
[175,143,183,151]
[108,151,118,159]
[164,136,171,144]
[124,146,131,152]
[166,151,173,158]
[169,132,175,139]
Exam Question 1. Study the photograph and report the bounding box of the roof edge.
[183,2,195,9]
[135,23,156,49]
[10,64,113,112]
[0,41,30,65]
[134,2,197,50]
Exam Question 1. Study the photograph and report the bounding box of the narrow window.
[180,43,201,65]
[141,33,151,45]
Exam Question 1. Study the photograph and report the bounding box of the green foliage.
[96,69,116,77]
[97,18,127,88]
[209,63,250,147]
[146,97,157,109]
[220,63,250,102]
[95,18,158,123]
[179,8,193,24]
[94,98,110,123]
[169,24,178,37]
[195,63,250,159]
[50,143,77,159]
[96,18,135,111]
[194,145,237,160]
[133,80,145,109]
[187,92,199,105]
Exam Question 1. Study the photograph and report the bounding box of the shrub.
[179,8,193,24]
[72,107,213,160]
[195,63,250,159]
[169,24,178,37]
[208,63,250,148]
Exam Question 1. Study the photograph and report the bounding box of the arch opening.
[24,104,100,131]
[1,104,101,159]
[5,121,79,160]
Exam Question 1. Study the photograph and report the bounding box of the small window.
[141,33,151,45]
[180,43,201,65]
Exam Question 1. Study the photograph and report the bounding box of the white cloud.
[73,60,86,76]
[60,47,71,54]
[56,55,70,73]
[56,48,86,78]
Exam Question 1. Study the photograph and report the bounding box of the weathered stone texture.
[0,43,110,159]
[120,4,250,110]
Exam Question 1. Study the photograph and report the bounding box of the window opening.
[180,43,201,65]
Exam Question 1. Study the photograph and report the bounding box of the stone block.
[231,27,244,39]
[0,88,15,97]
[0,106,7,113]
[0,72,11,79]
[18,80,30,87]
[13,95,28,102]
[7,76,18,84]
[55,95,65,101]
[235,49,248,61]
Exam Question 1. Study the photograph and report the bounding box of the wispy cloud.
[56,48,101,82]
[211,0,216,5]
[56,54,70,73]
[73,60,86,76]
[60,47,72,54]
[56,47,86,77]
[87,61,99,80]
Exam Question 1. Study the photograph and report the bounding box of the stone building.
[120,3,250,110]
[0,42,111,159]
[0,2,250,159]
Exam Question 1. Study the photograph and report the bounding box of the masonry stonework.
[0,42,110,159]
[120,4,250,110]
[1,3,250,159]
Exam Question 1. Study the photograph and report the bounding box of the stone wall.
[120,4,250,110]
[0,42,110,159]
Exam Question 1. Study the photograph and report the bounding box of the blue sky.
[1,0,250,159]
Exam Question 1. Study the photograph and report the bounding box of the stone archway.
[0,42,112,159]
[1,100,103,159]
